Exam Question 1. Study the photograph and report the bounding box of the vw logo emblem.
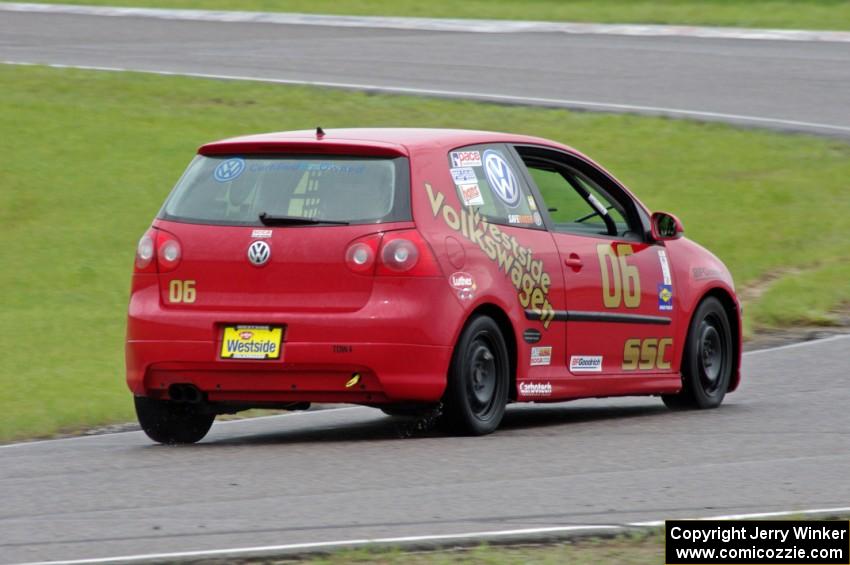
[214,158,246,183]
[247,240,271,267]
[483,150,520,208]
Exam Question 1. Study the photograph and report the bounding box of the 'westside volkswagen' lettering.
[426,183,555,328]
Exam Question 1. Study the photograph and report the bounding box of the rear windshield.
[159,155,411,226]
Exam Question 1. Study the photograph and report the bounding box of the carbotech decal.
[519,381,552,397]
[425,183,555,328]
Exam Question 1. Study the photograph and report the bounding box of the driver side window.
[526,162,630,238]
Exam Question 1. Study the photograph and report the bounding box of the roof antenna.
[316,126,325,139]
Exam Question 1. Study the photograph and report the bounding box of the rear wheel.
[662,297,733,410]
[441,315,510,435]
[135,396,215,444]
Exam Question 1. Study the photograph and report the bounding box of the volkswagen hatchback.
[127,128,741,443]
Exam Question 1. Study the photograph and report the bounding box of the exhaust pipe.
[168,383,203,403]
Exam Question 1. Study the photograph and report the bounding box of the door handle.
[564,254,583,270]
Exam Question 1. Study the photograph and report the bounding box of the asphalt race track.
[1,6,850,137]
[2,336,849,564]
[2,7,850,564]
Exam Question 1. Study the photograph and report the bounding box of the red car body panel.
[126,128,741,407]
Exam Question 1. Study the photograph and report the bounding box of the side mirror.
[651,211,684,241]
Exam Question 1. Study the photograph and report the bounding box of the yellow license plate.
[220,325,283,360]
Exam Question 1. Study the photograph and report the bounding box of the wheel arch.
[690,287,742,392]
[461,303,518,401]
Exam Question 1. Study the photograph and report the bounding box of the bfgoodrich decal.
[569,355,603,372]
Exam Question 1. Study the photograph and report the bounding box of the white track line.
[630,506,850,527]
[15,508,850,565]
[15,526,622,565]
[2,2,850,43]
[4,61,850,136]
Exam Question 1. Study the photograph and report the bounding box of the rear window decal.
[483,150,521,208]
[214,158,246,182]
[450,167,478,184]
[450,150,482,168]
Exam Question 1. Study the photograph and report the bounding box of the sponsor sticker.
[527,195,538,211]
[508,214,535,224]
[658,284,673,311]
[570,355,603,372]
[520,381,552,397]
[533,211,543,226]
[251,229,273,239]
[450,167,477,184]
[457,183,485,206]
[214,157,245,183]
[450,151,482,168]
[530,346,552,366]
[483,150,521,208]
[658,249,672,285]
[449,271,476,300]
[692,266,722,280]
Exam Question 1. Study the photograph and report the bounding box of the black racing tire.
[440,315,510,435]
[135,396,215,444]
[662,297,733,410]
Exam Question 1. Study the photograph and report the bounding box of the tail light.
[135,230,156,272]
[134,228,182,273]
[156,231,182,272]
[344,233,381,274]
[345,230,441,276]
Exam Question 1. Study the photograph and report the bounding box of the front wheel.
[662,297,733,410]
[440,315,510,435]
[135,396,215,444]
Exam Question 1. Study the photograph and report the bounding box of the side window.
[447,144,543,229]
[520,153,637,239]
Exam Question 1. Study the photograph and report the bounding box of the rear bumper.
[126,278,461,404]
[127,340,452,403]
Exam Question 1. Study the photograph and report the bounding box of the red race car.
[127,128,741,443]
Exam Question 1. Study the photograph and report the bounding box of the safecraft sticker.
[658,249,672,285]
[508,214,534,224]
[449,271,476,300]
[658,284,673,311]
[450,167,478,184]
[569,355,603,372]
[520,381,552,397]
[483,150,521,208]
[450,151,482,168]
[530,346,552,366]
[457,183,485,206]
[214,157,246,182]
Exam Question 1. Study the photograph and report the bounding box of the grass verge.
[1,64,849,441]
[298,532,664,564]
[8,0,850,30]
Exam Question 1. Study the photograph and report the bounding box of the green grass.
[2,63,850,441]
[11,0,850,30]
[297,532,663,564]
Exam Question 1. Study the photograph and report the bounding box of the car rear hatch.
[150,150,412,313]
